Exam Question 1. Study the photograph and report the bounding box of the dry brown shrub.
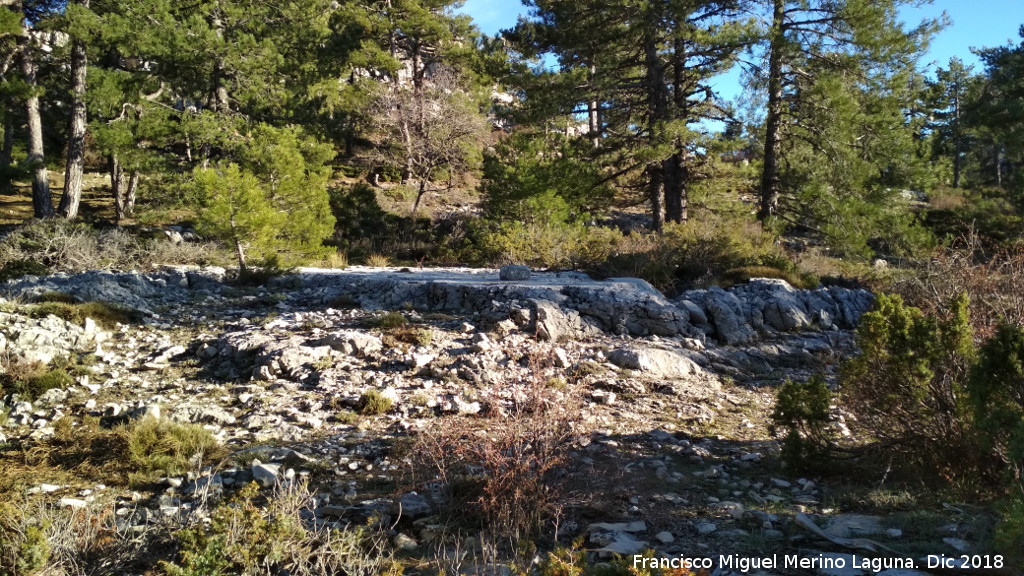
[0,497,138,576]
[894,233,1024,341]
[0,220,232,274]
[143,239,232,268]
[408,358,584,543]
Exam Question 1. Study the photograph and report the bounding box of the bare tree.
[370,68,488,217]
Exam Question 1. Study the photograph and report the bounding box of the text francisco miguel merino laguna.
[632,552,1007,573]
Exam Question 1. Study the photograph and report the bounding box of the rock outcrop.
[676,279,874,345]
[0,310,108,364]
[2,267,874,347]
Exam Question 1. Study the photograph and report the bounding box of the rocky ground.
[0,266,1005,576]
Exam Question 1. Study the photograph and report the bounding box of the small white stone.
[59,498,88,509]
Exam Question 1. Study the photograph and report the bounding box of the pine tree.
[195,125,336,272]
[972,26,1024,193]
[927,58,976,189]
[753,0,943,221]
[509,0,752,231]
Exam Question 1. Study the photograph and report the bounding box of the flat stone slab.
[283,267,691,338]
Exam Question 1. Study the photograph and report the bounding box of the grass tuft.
[364,254,391,268]
[26,300,142,330]
[358,390,394,415]
[120,417,224,480]
[367,311,407,329]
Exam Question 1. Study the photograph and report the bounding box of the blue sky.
[458,0,1024,92]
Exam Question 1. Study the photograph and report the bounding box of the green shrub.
[969,323,1024,476]
[840,293,976,474]
[0,362,75,402]
[994,489,1024,568]
[328,294,361,309]
[78,301,143,328]
[16,525,51,575]
[480,132,615,227]
[596,216,791,293]
[770,375,836,469]
[0,360,48,398]
[163,482,392,576]
[28,302,81,324]
[0,259,49,282]
[385,326,433,347]
[925,187,1024,245]
[358,390,393,415]
[163,482,301,576]
[27,300,141,329]
[21,369,75,401]
[470,220,620,270]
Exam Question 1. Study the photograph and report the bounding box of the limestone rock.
[704,289,757,345]
[823,515,883,539]
[395,492,431,518]
[607,347,704,379]
[499,265,531,281]
[529,299,600,342]
[323,331,383,357]
[252,463,281,487]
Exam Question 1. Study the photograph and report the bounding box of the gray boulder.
[499,265,531,281]
[704,288,757,345]
[607,347,704,378]
[394,492,431,518]
[0,311,107,365]
[746,279,813,332]
[251,338,332,381]
[323,330,382,357]
[529,299,601,342]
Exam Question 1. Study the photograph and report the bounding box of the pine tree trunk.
[648,166,665,233]
[59,2,89,220]
[588,64,600,148]
[111,154,127,224]
[234,238,247,273]
[643,11,667,233]
[124,171,138,216]
[230,215,247,273]
[759,0,786,221]
[664,154,687,224]
[952,81,961,189]
[0,112,12,195]
[210,5,230,114]
[664,43,688,225]
[19,27,53,218]
[995,147,1002,187]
